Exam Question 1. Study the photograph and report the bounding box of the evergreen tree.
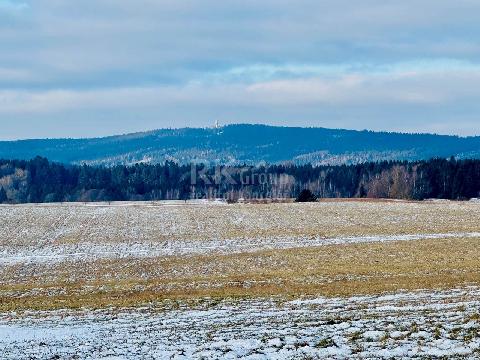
[295,189,317,202]
[0,156,479,203]
[0,187,7,203]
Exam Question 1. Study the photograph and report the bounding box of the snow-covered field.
[1,200,480,359]
[2,231,480,266]
[1,200,479,264]
[1,287,480,359]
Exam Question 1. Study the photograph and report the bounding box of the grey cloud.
[4,0,480,85]
[1,0,480,138]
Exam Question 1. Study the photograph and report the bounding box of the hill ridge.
[1,124,479,166]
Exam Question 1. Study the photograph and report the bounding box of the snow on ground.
[1,287,479,359]
[1,231,480,266]
[2,201,480,358]
[1,201,480,266]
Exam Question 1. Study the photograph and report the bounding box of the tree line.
[0,156,479,203]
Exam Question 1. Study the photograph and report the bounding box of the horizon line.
[0,123,478,142]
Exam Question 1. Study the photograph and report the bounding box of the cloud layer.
[1,0,480,138]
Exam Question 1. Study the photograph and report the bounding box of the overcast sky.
[1,0,480,139]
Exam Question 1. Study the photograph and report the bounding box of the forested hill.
[1,157,479,203]
[1,124,479,166]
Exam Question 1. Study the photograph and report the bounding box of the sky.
[1,0,480,139]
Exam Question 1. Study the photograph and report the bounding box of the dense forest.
[1,124,480,166]
[0,156,479,203]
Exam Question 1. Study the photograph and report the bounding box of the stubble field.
[1,199,480,358]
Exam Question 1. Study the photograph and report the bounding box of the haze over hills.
[1,124,479,166]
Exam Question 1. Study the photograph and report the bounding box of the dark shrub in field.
[296,189,317,202]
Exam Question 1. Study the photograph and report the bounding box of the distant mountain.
[1,124,479,166]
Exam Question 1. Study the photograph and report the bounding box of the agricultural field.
[1,199,480,358]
